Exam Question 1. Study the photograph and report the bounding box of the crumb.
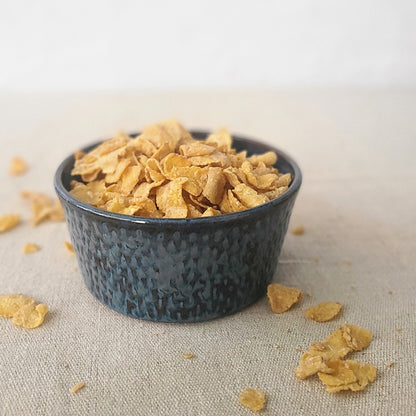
[23,243,40,254]
[350,285,356,290]
[292,226,305,235]
[184,353,196,359]
[345,261,352,266]
[386,361,394,367]
[70,382,85,394]
[396,328,402,332]
[388,291,393,295]
[273,344,279,349]
[9,157,28,175]
[295,348,302,352]
[63,241,75,255]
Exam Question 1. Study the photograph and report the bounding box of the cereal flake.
[63,241,75,255]
[295,324,372,380]
[0,294,35,318]
[267,283,302,314]
[12,303,49,329]
[318,359,377,393]
[70,382,85,394]
[239,388,266,412]
[292,226,305,235]
[183,353,196,359]
[305,301,342,322]
[23,243,40,254]
[0,214,20,233]
[21,191,65,225]
[9,157,28,175]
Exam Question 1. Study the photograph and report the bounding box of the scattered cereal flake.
[9,157,28,175]
[183,353,196,359]
[70,382,85,394]
[0,294,35,318]
[386,361,394,367]
[295,324,372,380]
[23,243,40,254]
[267,283,302,314]
[318,360,377,393]
[388,290,393,295]
[292,226,305,235]
[350,285,356,290]
[396,328,402,332]
[273,344,280,349]
[12,303,49,329]
[239,388,266,412]
[63,241,75,255]
[0,214,20,233]
[21,191,65,225]
[305,301,342,322]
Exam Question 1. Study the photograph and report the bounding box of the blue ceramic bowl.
[54,131,302,323]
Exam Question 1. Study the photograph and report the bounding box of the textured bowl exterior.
[55,132,302,323]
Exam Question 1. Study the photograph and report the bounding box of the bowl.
[54,131,302,323]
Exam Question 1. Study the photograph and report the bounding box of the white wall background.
[1,0,415,91]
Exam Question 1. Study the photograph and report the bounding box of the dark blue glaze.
[54,132,302,322]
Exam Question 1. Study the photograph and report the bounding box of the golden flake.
[23,243,40,254]
[0,214,20,233]
[318,360,377,393]
[239,388,266,412]
[267,283,302,314]
[70,381,85,394]
[305,301,342,322]
[9,157,28,175]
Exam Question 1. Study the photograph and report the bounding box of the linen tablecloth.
[0,90,415,415]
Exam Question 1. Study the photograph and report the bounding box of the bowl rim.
[54,130,302,225]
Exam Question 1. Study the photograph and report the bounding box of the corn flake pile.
[0,294,48,329]
[69,120,291,218]
[295,324,376,392]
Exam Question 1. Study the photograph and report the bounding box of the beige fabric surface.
[0,90,415,415]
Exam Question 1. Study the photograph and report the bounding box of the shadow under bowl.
[54,131,302,323]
